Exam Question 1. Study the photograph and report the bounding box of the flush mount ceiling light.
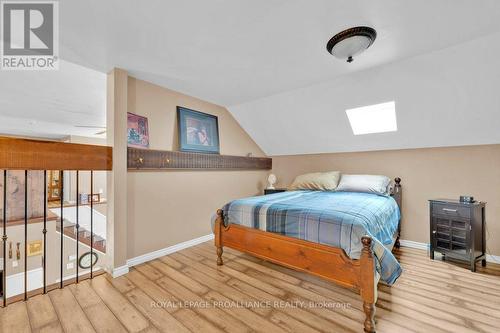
[326,26,377,63]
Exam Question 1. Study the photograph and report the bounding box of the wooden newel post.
[360,236,376,333]
[215,209,224,266]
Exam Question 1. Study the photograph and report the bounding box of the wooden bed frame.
[214,178,402,333]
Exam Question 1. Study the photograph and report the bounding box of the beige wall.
[126,77,266,259]
[271,144,500,256]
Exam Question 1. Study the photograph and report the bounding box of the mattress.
[218,190,402,285]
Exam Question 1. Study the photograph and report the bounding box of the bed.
[213,177,402,333]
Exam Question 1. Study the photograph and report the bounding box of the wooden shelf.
[127,147,271,171]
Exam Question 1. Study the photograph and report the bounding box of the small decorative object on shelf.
[459,195,474,203]
[88,193,100,203]
[267,173,277,189]
[429,199,486,272]
[264,188,287,195]
[80,193,102,204]
[80,193,89,205]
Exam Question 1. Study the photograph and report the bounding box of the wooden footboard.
[214,209,377,333]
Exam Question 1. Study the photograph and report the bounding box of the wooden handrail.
[0,137,112,170]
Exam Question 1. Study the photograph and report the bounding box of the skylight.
[345,101,397,135]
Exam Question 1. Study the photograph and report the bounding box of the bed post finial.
[392,177,402,249]
[215,209,224,266]
[361,236,372,252]
[360,236,376,333]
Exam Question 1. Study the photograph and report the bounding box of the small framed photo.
[79,193,88,205]
[127,112,150,148]
[89,193,101,202]
[177,106,220,154]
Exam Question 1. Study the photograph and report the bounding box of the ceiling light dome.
[326,26,377,63]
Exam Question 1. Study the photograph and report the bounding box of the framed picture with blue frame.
[177,106,220,154]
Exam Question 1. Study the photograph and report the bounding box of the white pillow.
[336,174,391,195]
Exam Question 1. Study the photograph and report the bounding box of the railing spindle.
[76,171,79,283]
[0,138,112,308]
[24,170,28,301]
[60,171,64,288]
[2,170,7,307]
[43,170,47,294]
[90,171,94,279]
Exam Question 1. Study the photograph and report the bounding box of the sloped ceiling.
[229,32,500,155]
[60,0,500,106]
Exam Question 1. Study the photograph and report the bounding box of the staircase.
[56,219,106,253]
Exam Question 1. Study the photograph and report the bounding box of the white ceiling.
[2,0,500,148]
[59,0,500,106]
[0,0,107,139]
[0,60,106,139]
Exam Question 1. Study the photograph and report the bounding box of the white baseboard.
[112,265,130,278]
[399,239,500,263]
[110,233,214,278]
[486,254,500,264]
[399,239,429,250]
[127,234,214,267]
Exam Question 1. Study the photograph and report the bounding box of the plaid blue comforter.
[221,190,402,285]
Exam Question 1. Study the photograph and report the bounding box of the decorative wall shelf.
[127,147,272,171]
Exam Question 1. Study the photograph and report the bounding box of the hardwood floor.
[1,242,499,333]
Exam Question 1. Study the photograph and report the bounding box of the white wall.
[64,136,107,204]
[229,32,500,156]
